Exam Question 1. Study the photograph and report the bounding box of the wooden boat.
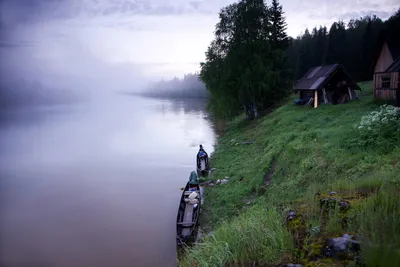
[196,145,210,178]
[176,173,201,246]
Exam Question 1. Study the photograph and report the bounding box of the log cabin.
[293,64,361,108]
[372,32,400,103]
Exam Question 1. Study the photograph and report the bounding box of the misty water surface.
[0,94,216,267]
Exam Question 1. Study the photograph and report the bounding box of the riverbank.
[178,81,400,267]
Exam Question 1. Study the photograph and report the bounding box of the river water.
[0,94,216,267]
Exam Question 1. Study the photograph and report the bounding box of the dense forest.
[142,72,208,99]
[287,9,400,83]
[198,0,399,119]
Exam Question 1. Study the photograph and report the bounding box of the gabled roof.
[293,64,339,90]
[386,56,400,72]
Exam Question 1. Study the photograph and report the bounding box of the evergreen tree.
[270,0,289,50]
[200,0,289,120]
[269,0,291,99]
[317,26,328,65]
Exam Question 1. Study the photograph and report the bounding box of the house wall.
[374,72,398,100]
[374,42,394,73]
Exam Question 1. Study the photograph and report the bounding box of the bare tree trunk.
[244,103,257,120]
[251,103,258,118]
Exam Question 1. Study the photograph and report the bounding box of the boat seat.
[177,222,195,227]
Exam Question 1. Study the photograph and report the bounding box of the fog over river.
[0,95,216,267]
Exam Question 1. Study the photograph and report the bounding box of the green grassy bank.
[178,82,400,267]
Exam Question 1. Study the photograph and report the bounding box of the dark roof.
[293,64,339,90]
[386,56,400,72]
[293,64,360,91]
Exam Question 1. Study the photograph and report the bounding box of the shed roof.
[386,56,400,72]
[293,64,339,90]
[293,64,360,91]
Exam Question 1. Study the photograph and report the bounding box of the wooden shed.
[293,64,361,108]
[372,32,400,103]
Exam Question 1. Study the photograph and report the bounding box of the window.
[381,76,392,89]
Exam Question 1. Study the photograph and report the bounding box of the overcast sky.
[0,0,398,89]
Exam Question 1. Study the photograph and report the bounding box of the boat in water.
[176,171,201,246]
[196,144,210,177]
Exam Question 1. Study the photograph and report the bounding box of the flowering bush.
[353,104,400,148]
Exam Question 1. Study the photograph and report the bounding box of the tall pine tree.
[269,0,291,93]
[270,0,289,51]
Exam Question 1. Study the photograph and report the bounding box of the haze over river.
[0,94,216,267]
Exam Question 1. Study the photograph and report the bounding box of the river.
[0,93,216,267]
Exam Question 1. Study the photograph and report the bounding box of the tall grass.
[180,81,400,266]
[179,207,294,267]
[357,186,400,267]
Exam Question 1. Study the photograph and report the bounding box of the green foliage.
[352,104,400,150]
[179,81,400,266]
[200,0,290,119]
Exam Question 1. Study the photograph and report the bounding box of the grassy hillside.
[178,82,400,267]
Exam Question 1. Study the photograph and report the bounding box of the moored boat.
[176,171,201,246]
[196,144,210,177]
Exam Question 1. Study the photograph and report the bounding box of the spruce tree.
[270,0,289,51]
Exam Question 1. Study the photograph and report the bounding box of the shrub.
[353,104,400,150]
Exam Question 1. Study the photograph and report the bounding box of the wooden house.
[372,32,400,103]
[293,64,361,108]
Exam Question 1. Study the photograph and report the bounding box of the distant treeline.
[0,79,83,110]
[143,72,208,99]
[287,9,400,82]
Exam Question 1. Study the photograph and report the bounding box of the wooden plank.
[394,72,399,89]
[314,90,318,108]
[348,87,353,100]
[181,203,195,236]
[391,72,396,88]
[178,222,195,226]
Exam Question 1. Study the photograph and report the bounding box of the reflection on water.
[0,94,216,267]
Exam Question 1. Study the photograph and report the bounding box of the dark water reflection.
[0,94,216,267]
